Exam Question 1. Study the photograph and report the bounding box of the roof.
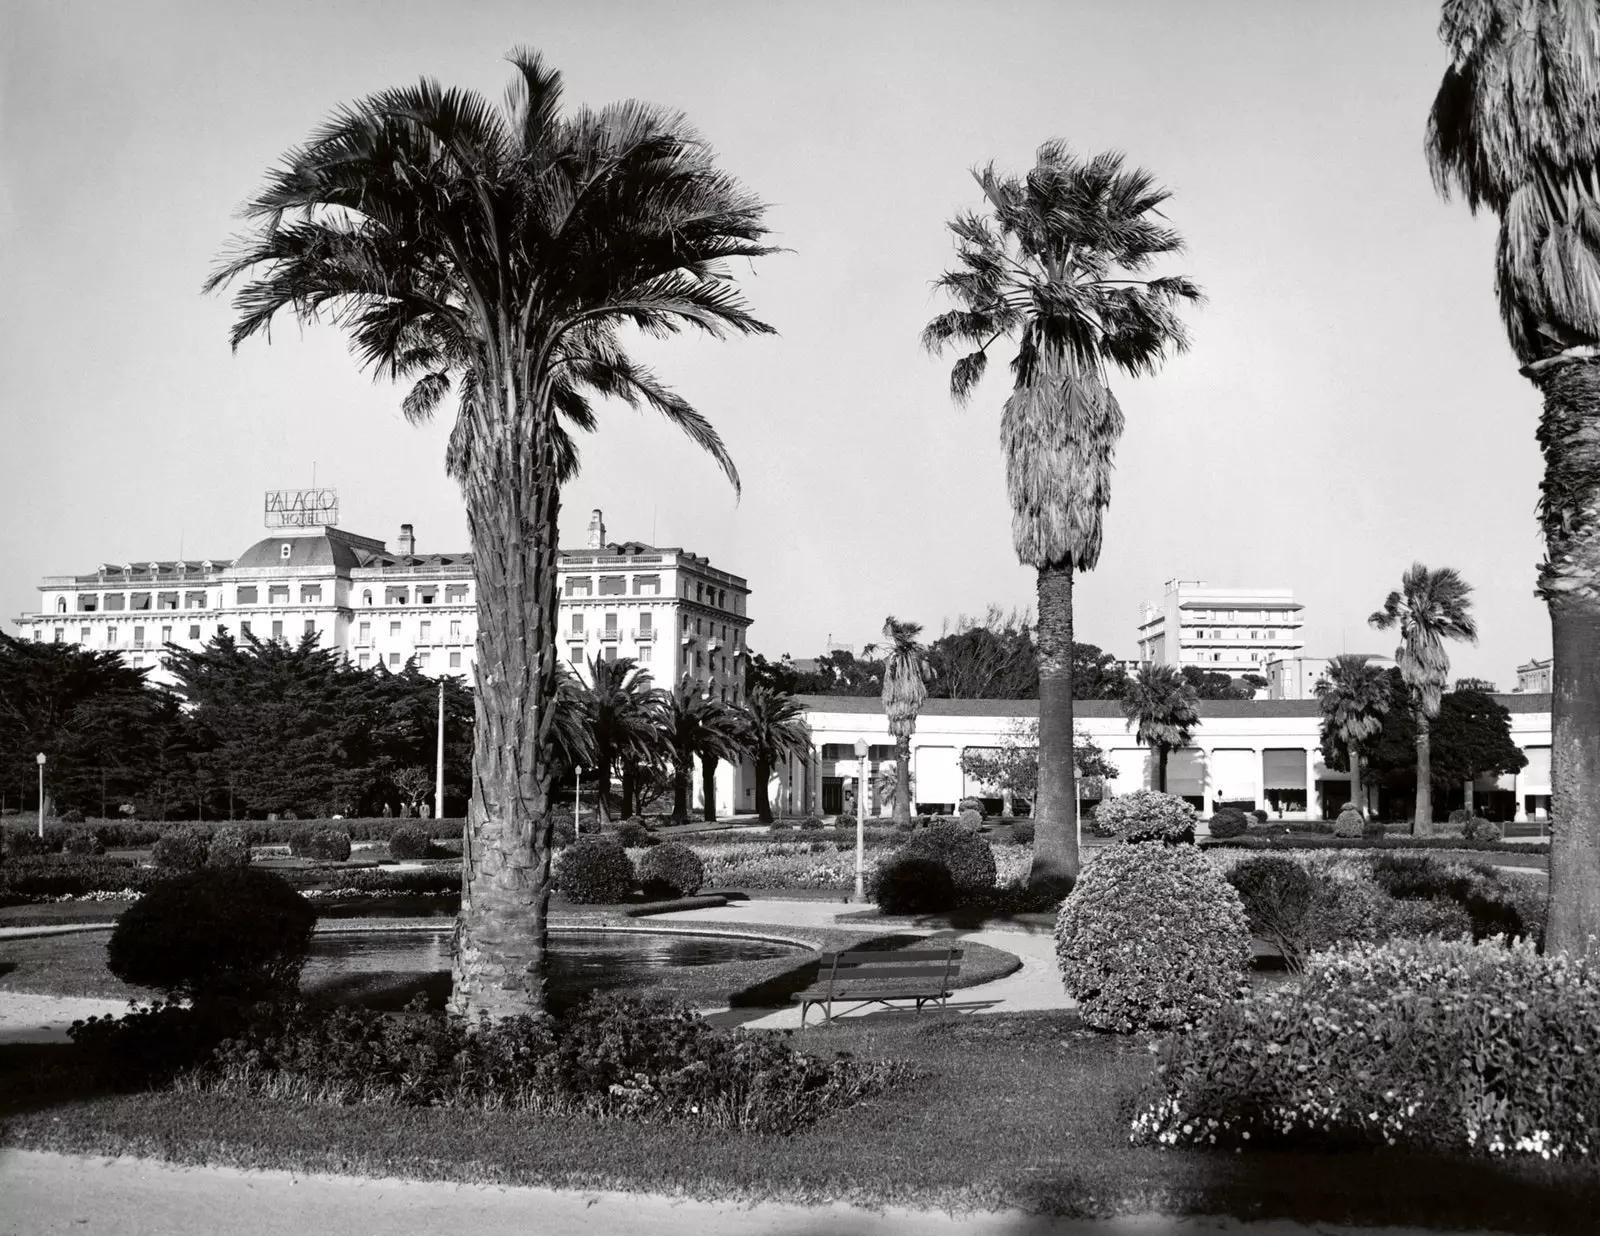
[233,529,374,573]
[797,693,1553,717]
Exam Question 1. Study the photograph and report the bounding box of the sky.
[0,0,1552,687]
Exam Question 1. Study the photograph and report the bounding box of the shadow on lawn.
[725,934,931,1008]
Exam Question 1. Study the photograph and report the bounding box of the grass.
[2,1010,1595,1231]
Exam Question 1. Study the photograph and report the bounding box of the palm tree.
[923,145,1200,891]
[1314,654,1393,819]
[206,50,774,1017]
[1119,664,1200,794]
[1428,0,1600,954]
[1369,563,1478,834]
[662,682,745,824]
[737,688,811,822]
[579,657,660,823]
[874,617,934,827]
[549,666,597,786]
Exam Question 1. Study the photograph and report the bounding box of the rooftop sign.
[264,488,339,529]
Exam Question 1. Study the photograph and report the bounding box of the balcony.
[599,627,621,642]
[632,627,656,642]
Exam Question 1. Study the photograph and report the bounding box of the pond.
[301,927,809,1010]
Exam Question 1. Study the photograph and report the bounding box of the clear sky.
[0,0,1550,686]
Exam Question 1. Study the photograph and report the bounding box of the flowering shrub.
[638,842,705,898]
[1055,843,1250,1033]
[187,992,909,1133]
[871,855,957,914]
[1226,855,1315,967]
[957,808,984,830]
[898,823,996,894]
[1090,790,1194,842]
[206,826,252,869]
[1133,937,1600,1160]
[553,837,637,904]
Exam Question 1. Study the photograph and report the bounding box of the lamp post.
[434,678,445,823]
[853,737,868,901]
[574,767,583,836]
[35,753,46,839]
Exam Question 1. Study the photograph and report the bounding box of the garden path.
[0,992,130,1044]
[659,898,1072,1027]
[0,1148,1493,1236]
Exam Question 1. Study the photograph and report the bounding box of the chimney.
[398,523,415,556]
[586,509,605,550]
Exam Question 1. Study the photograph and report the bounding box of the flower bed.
[670,839,1029,893]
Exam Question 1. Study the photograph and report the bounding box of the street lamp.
[574,767,583,836]
[853,737,869,901]
[35,753,46,839]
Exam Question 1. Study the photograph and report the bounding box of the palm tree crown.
[739,687,811,823]
[580,656,661,820]
[1120,663,1200,790]
[1315,654,1393,764]
[662,681,745,821]
[1368,563,1479,717]
[922,144,1202,570]
[876,617,932,740]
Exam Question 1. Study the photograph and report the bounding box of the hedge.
[1,817,464,852]
[1203,835,1549,856]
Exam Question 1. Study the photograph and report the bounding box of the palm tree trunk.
[1414,712,1432,836]
[449,403,562,1020]
[894,735,912,828]
[1532,358,1600,958]
[596,750,613,825]
[620,765,636,818]
[1350,750,1364,818]
[1463,778,1475,817]
[1031,563,1078,892]
[1157,747,1168,794]
[754,752,773,823]
[701,754,718,822]
[672,757,690,823]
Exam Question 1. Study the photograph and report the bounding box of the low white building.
[778,694,1555,827]
[1265,653,1396,701]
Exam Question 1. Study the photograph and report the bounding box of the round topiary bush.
[1055,843,1251,1033]
[638,841,705,899]
[1251,808,1270,825]
[63,827,105,856]
[1448,807,1474,827]
[152,825,211,871]
[1208,807,1250,840]
[291,826,351,862]
[871,855,957,914]
[1226,854,1317,968]
[898,822,996,896]
[1363,817,1388,839]
[607,818,656,848]
[1090,789,1194,841]
[1333,806,1365,839]
[799,816,824,831]
[206,825,252,869]
[59,808,85,825]
[387,823,435,860]
[553,836,637,904]
[1009,819,1035,846]
[956,808,984,830]
[957,797,987,819]
[1463,816,1504,843]
[106,868,316,1002]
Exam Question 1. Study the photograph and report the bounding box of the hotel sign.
[264,488,339,529]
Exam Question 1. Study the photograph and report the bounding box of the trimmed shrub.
[206,826,252,869]
[1226,855,1317,968]
[607,819,656,849]
[106,868,316,1000]
[1091,790,1194,842]
[1463,816,1504,843]
[1208,807,1250,840]
[799,816,825,831]
[1056,843,1251,1033]
[2,829,52,859]
[62,827,105,856]
[1333,806,1364,839]
[0,855,157,899]
[1133,938,1600,1159]
[956,808,984,830]
[387,824,435,860]
[58,808,86,824]
[871,855,957,914]
[553,837,637,904]
[1252,809,1270,824]
[638,842,705,899]
[898,823,996,895]
[152,825,211,871]
[1362,817,1387,839]
[1008,819,1035,846]
[1448,807,1474,826]
[290,826,352,862]
[1367,852,1533,942]
[957,797,987,819]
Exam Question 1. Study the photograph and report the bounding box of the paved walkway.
[0,1149,1502,1236]
[0,993,132,1044]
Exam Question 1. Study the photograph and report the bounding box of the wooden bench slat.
[822,965,961,981]
[820,949,964,964]
[798,945,963,1025]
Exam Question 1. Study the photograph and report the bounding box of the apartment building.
[1515,657,1553,694]
[1136,580,1305,675]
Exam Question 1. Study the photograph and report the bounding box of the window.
[31,629,39,642]
[105,594,126,611]
[419,589,436,605]
[388,652,400,667]
[1250,630,1259,639]
[358,652,370,669]
[681,614,689,630]
[718,590,726,608]
[571,613,584,634]
[569,643,584,664]
[598,575,626,596]
[449,651,462,669]
[280,543,292,561]
[240,621,251,636]
[604,646,618,662]
[79,595,98,612]
[189,625,201,640]
[271,620,283,640]
[81,627,91,643]
[420,620,432,641]
[1268,629,1277,639]
[449,620,461,640]
[305,620,316,638]
[565,577,593,597]
[385,587,409,605]
[131,592,151,611]
[300,585,322,603]
[637,645,652,664]
[821,744,856,761]
[604,612,618,634]
[697,583,705,602]
[638,613,652,634]
[185,591,206,609]
[217,624,227,639]
[237,586,257,605]
[161,625,172,643]
[363,590,373,606]
[56,598,66,613]
[358,622,371,644]
[445,584,468,602]
[53,628,63,643]
[633,575,660,596]
[695,618,702,635]
[157,592,178,610]
[268,585,289,604]
[390,621,401,637]
[695,651,704,668]
[107,626,118,645]
[417,651,430,668]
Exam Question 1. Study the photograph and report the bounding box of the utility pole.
[435,678,446,821]
[36,754,47,838]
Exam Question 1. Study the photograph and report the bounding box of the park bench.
[794,945,964,1026]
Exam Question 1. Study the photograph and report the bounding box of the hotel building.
[1137,580,1305,676]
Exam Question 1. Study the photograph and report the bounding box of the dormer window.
[280,543,292,560]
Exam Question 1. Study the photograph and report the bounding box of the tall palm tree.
[549,666,597,786]
[1119,664,1200,794]
[874,617,934,827]
[206,50,774,1017]
[579,657,660,823]
[923,145,1200,891]
[662,681,745,824]
[737,687,811,823]
[1428,0,1600,953]
[1315,654,1394,819]
[1369,564,1478,833]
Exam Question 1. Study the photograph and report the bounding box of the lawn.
[1,1010,1594,1232]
